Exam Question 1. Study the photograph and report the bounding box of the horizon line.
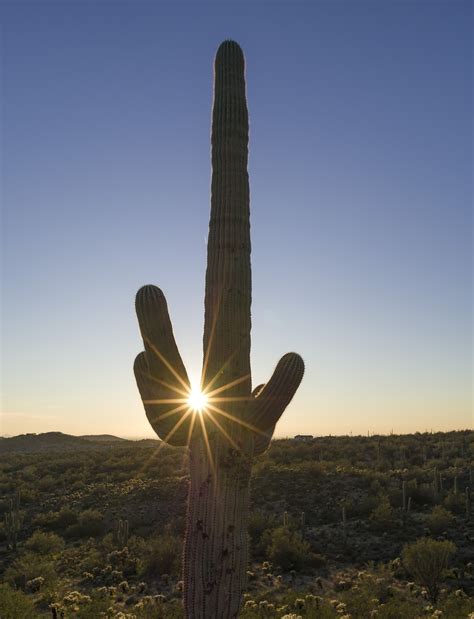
[1,428,472,441]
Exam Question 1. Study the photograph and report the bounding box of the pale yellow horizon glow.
[2,349,472,440]
[2,389,472,439]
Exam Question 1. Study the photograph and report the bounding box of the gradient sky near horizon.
[1,1,472,439]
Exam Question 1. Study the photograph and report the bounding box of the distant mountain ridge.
[80,434,127,442]
[0,431,132,453]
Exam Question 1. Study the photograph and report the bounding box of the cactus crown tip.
[215,40,245,65]
[218,39,243,50]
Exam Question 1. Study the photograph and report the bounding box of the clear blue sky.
[2,1,472,438]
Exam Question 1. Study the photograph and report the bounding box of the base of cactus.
[183,437,252,618]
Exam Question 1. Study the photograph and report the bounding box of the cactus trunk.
[134,40,304,618]
[183,439,252,617]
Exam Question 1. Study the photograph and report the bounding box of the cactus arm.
[134,285,191,446]
[134,352,190,446]
[249,384,273,455]
[249,352,305,431]
[252,384,265,398]
[253,426,275,456]
[249,354,304,455]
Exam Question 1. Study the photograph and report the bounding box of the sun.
[187,384,208,414]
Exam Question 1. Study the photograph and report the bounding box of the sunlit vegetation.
[0,430,473,617]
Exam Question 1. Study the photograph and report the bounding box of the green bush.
[369,495,396,531]
[440,591,474,617]
[24,530,65,554]
[0,584,35,618]
[443,491,465,515]
[37,475,56,492]
[426,505,454,534]
[139,533,182,578]
[34,506,78,532]
[402,537,456,603]
[4,552,57,590]
[247,511,278,559]
[266,526,322,572]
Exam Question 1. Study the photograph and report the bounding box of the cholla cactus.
[134,41,304,618]
[244,600,257,609]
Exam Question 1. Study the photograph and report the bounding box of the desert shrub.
[70,479,86,491]
[346,495,378,518]
[439,590,474,617]
[443,491,465,515]
[402,537,456,603]
[364,597,420,618]
[77,542,104,573]
[425,505,454,534]
[248,511,279,559]
[4,552,57,590]
[241,597,334,618]
[139,533,182,578]
[369,495,396,530]
[34,506,78,532]
[15,486,37,504]
[37,475,56,492]
[24,530,65,554]
[133,597,185,619]
[0,583,35,618]
[266,526,323,572]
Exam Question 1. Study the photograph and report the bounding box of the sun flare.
[188,384,208,414]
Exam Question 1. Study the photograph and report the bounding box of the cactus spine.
[134,41,304,618]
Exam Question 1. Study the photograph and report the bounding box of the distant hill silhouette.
[0,431,131,453]
[80,434,127,443]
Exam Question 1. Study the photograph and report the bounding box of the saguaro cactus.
[4,490,21,551]
[134,40,304,618]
